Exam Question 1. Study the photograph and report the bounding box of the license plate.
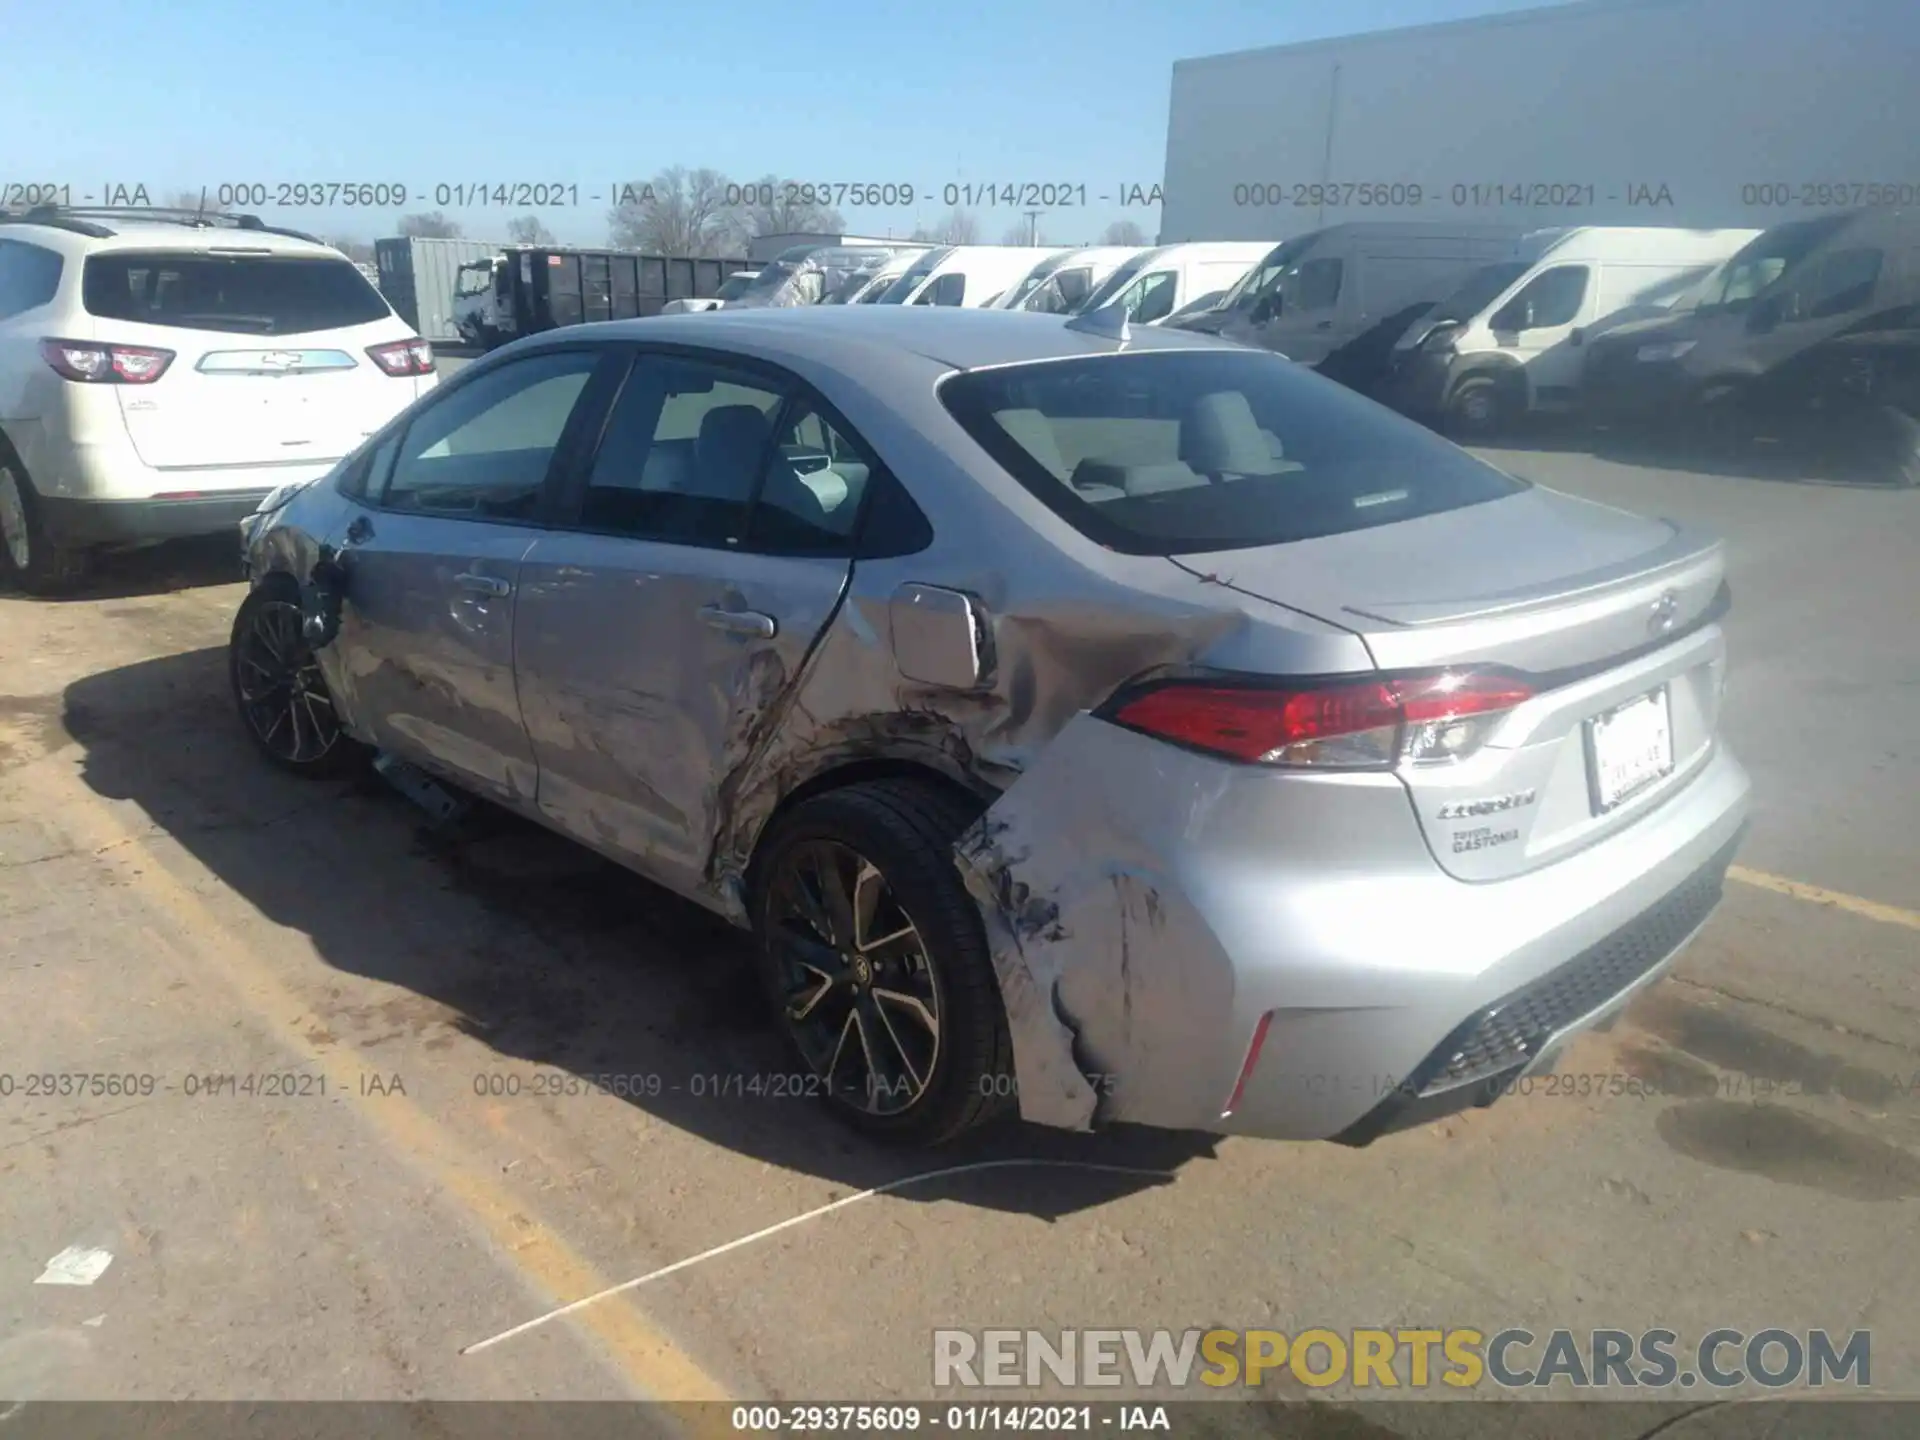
[1586,686,1675,813]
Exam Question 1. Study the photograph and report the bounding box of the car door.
[1255,255,1347,365]
[329,346,607,805]
[1743,245,1887,383]
[1486,263,1591,408]
[513,347,862,897]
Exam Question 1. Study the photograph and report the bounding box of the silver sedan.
[231,305,1751,1147]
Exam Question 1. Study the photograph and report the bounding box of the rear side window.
[82,252,393,335]
[0,240,64,319]
[939,349,1524,555]
[915,272,966,306]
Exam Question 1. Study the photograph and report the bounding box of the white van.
[1384,225,1762,434]
[877,246,1066,308]
[1073,242,1273,324]
[995,246,1145,314]
[837,248,933,304]
[1217,224,1529,363]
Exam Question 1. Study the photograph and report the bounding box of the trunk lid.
[1171,486,1730,881]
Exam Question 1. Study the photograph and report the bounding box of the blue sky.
[4,0,1561,248]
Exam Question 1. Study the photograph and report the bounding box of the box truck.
[373,237,501,344]
[1161,0,1918,243]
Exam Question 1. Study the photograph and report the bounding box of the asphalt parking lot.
[1,417,1917,1431]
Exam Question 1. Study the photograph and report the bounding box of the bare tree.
[721,175,845,250]
[910,208,980,245]
[399,211,463,239]
[608,167,735,256]
[505,214,557,245]
[166,189,213,213]
[999,221,1052,247]
[1099,219,1148,246]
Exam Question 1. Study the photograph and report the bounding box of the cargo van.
[839,248,933,304]
[877,245,1066,308]
[728,244,918,308]
[1072,242,1272,324]
[1385,226,1761,434]
[1216,224,1528,362]
[1581,210,1920,448]
[987,246,1132,313]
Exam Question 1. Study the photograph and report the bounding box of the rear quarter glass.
[81,252,393,335]
[938,349,1526,556]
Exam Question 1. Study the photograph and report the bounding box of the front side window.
[914,272,966,306]
[1495,265,1589,330]
[378,349,599,519]
[576,355,787,545]
[1789,248,1884,320]
[1282,256,1344,311]
[82,252,391,334]
[454,264,493,298]
[940,349,1523,555]
[1118,271,1177,323]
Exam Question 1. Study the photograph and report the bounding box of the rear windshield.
[83,252,392,335]
[939,349,1525,554]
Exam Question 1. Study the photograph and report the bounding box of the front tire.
[1443,373,1516,439]
[228,580,361,777]
[748,779,1014,1147]
[0,448,90,595]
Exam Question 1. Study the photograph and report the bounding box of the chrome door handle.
[455,572,511,598]
[699,604,777,639]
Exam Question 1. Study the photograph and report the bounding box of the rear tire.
[0,445,90,596]
[228,578,364,778]
[748,779,1014,1148]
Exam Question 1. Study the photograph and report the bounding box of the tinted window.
[1798,248,1883,320]
[0,240,64,318]
[576,355,786,544]
[1284,257,1344,311]
[1429,262,1531,323]
[939,350,1524,555]
[82,253,391,335]
[752,403,875,553]
[379,350,598,519]
[1078,253,1154,313]
[1497,265,1589,329]
[340,428,403,501]
[915,272,966,306]
[1122,271,1177,322]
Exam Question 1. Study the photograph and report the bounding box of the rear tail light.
[1107,670,1534,770]
[40,338,174,384]
[367,337,434,376]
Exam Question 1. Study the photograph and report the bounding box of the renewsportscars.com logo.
[933,1328,1872,1391]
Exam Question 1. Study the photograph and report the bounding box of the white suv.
[0,207,437,592]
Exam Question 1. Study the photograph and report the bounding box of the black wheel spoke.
[236,598,341,764]
[767,837,943,1118]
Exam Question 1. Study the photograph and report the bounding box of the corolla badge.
[1648,589,1682,637]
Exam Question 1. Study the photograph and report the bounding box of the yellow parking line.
[15,759,733,1415]
[1728,865,1920,933]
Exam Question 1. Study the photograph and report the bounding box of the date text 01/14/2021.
[1229,181,1679,209]
[0,1072,403,1098]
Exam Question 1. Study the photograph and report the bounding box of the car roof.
[522,303,1241,372]
[0,213,342,259]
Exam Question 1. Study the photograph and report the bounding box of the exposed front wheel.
[749,779,1013,1147]
[1443,374,1515,439]
[0,452,90,595]
[228,581,362,777]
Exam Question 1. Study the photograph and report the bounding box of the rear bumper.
[40,490,275,545]
[957,716,1752,1142]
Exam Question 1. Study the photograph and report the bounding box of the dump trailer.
[453,248,752,349]
[372,237,501,344]
[1161,0,1918,242]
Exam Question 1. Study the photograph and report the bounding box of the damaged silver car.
[230,305,1751,1147]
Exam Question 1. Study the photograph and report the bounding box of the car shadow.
[1459,411,1919,489]
[4,534,241,602]
[61,644,1218,1218]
